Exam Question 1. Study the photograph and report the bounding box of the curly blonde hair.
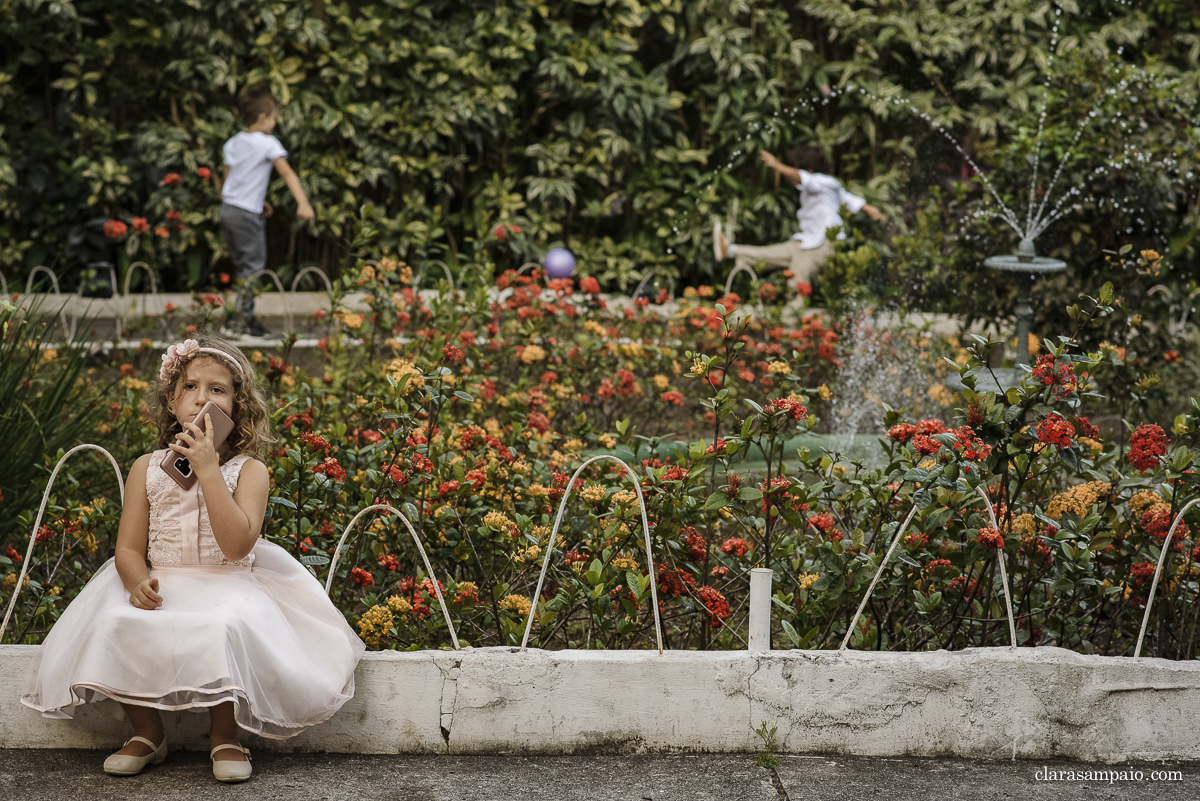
[148,335,274,460]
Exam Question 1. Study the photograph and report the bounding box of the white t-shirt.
[791,169,867,250]
[221,132,288,214]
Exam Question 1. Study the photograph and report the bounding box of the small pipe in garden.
[520,454,663,655]
[22,266,75,341]
[1135,497,1200,659]
[838,501,920,652]
[748,567,773,652]
[325,503,459,650]
[975,485,1018,648]
[0,445,125,643]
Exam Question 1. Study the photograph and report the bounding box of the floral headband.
[159,339,244,381]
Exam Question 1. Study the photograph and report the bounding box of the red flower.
[300,432,332,454]
[763,397,808,421]
[888,423,917,444]
[1030,354,1077,399]
[795,281,813,297]
[580,276,601,295]
[905,533,929,549]
[656,564,697,597]
[698,586,731,628]
[350,566,374,586]
[975,527,1005,549]
[661,390,684,406]
[197,167,211,180]
[164,302,176,312]
[6,544,23,563]
[132,217,150,233]
[720,537,750,557]
[437,480,460,496]
[1035,414,1074,448]
[155,227,170,238]
[161,173,182,188]
[1074,416,1100,439]
[103,220,128,238]
[1129,424,1169,472]
[1164,350,1181,363]
[442,344,464,363]
[912,434,941,456]
[682,527,707,562]
[218,272,231,285]
[313,457,347,482]
[378,554,400,571]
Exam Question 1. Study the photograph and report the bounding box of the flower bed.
[3,262,1200,660]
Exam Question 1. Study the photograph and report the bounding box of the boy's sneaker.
[245,316,271,338]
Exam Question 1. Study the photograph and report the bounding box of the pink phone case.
[160,401,235,489]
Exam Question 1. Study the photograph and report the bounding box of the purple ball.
[543,248,576,279]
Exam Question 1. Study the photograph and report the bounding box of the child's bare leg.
[209,701,248,762]
[115,702,164,756]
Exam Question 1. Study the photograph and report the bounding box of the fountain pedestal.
[951,239,1065,393]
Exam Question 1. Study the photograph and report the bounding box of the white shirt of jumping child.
[221,131,288,214]
[791,170,867,250]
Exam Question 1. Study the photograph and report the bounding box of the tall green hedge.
[2,0,1198,306]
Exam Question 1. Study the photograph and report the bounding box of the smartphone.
[160,401,236,490]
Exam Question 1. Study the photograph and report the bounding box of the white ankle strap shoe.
[103,735,168,776]
[210,743,253,783]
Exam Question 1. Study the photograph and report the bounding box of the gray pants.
[219,203,266,316]
[732,239,832,285]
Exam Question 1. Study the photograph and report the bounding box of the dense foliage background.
[4,0,1200,317]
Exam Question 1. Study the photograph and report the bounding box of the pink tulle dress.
[21,450,365,738]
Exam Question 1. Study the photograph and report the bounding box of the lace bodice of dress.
[146,449,254,567]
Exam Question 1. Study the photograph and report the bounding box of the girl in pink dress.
[22,336,364,783]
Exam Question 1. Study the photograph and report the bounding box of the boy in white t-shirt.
[219,88,314,336]
[713,145,883,287]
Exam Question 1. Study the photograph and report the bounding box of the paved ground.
[1,750,1197,800]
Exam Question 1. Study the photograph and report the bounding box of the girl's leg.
[209,701,249,762]
[114,702,164,756]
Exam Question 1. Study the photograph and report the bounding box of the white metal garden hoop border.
[0,445,125,642]
[325,503,460,650]
[1135,496,1200,659]
[521,454,664,655]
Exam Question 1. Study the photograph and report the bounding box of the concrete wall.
[3,644,1199,761]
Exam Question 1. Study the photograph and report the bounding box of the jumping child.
[22,336,363,782]
[714,145,884,286]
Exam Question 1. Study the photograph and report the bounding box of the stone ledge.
[2,645,1199,760]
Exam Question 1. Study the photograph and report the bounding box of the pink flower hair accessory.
[159,339,243,381]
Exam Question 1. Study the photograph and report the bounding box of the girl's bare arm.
[114,455,161,609]
[200,458,270,562]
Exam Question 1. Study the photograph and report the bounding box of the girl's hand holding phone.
[130,577,162,610]
[169,414,221,478]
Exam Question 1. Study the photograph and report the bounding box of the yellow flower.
[690,355,709,377]
[1130,489,1163,513]
[43,349,58,361]
[1011,513,1038,538]
[251,351,264,363]
[520,344,547,363]
[498,594,533,616]
[798,572,819,590]
[611,554,638,571]
[484,511,513,531]
[562,438,584,452]
[358,604,395,648]
[767,361,790,375]
[580,484,607,505]
[697,285,714,297]
[584,320,607,336]
[611,490,638,508]
[817,384,832,402]
[653,374,670,390]
[386,595,413,614]
[120,377,149,393]
[597,433,617,449]
[336,312,365,330]
[683,286,698,298]
[1135,374,1161,391]
[928,384,955,407]
[385,359,425,391]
